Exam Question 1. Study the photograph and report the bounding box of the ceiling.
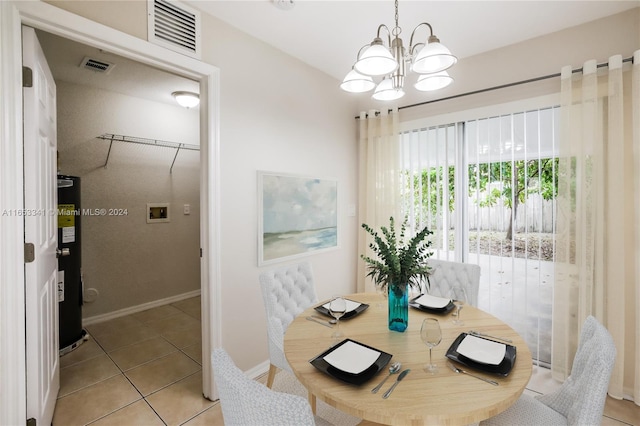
[36,1,638,105]
[36,29,199,107]
[189,0,638,82]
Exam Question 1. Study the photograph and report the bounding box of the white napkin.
[323,341,380,374]
[457,334,506,365]
[415,294,451,309]
[322,299,361,313]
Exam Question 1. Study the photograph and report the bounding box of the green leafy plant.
[360,216,434,295]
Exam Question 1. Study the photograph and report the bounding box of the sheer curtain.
[553,51,640,404]
[356,109,402,292]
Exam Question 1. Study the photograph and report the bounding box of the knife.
[306,316,333,328]
[382,369,410,399]
[469,330,513,343]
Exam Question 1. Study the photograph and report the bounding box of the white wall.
[198,10,360,369]
[56,81,201,318]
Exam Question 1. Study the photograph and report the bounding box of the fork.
[447,361,499,386]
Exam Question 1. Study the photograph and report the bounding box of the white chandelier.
[340,0,457,101]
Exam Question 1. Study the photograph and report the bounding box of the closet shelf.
[96,133,199,174]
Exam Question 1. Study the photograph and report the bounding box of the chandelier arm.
[409,42,425,57]
[375,24,393,48]
[409,22,434,51]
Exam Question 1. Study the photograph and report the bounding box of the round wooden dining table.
[284,293,532,426]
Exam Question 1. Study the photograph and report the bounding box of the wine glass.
[329,296,346,344]
[420,318,442,374]
[448,287,468,326]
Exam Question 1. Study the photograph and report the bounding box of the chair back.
[425,259,481,307]
[212,348,316,426]
[259,261,318,370]
[537,315,616,425]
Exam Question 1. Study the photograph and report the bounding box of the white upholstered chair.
[259,261,318,410]
[480,315,616,426]
[212,348,331,426]
[425,259,481,307]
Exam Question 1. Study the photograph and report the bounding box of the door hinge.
[200,248,203,258]
[26,418,36,426]
[24,243,35,263]
[22,66,33,88]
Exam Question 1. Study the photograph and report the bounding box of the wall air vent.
[80,57,115,74]
[148,0,201,59]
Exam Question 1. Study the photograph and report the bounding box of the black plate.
[445,332,517,376]
[409,294,455,314]
[314,299,369,320]
[309,339,393,385]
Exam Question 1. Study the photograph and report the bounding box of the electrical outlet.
[184,204,190,215]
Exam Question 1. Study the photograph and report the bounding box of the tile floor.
[53,296,221,425]
[54,296,639,425]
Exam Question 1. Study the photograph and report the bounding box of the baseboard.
[82,289,201,326]
[245,360,270,380]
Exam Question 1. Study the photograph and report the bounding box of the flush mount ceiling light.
[340,0,457,101]
[272,0,295,11]
[172,91,200,108]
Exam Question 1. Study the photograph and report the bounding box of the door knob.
[56,248,70,258]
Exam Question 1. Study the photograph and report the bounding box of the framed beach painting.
[258,171,338,266]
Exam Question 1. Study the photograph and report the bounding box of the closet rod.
[356,55,635,118]
[96,133,199,173]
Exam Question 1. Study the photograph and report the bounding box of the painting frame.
[258,171,338,266]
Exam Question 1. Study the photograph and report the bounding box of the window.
[400,106,559,366]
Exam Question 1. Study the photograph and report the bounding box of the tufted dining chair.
[480,315,616,426]
[259,261,318,411]
[424,259,481,307]
[212,348,331,426]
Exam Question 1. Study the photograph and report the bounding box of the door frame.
[0,2,222,423]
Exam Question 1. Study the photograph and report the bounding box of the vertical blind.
[399,106,559,365]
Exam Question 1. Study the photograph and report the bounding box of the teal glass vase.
[388,284,409,332]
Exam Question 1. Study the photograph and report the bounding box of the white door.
[23,25,60,425]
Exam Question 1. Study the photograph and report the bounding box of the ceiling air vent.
[148,0,201,59]
[79,57,115,74]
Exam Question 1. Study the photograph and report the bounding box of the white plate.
[456,334,506,365]
[322,299,361,313]
[323,340,381,374]
[414,294,451,309]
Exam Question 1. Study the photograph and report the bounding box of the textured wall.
[56,81,200,318]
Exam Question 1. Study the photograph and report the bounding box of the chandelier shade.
[373,78,405,101]
[414,70,453,91]
[354,40,399,76]
[340,0,456,101]
[411,39,458,74]
[340,69,377,93]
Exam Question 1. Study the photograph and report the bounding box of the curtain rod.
[355,55,635,119]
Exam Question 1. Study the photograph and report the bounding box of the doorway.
[36,27,203,413]
[37,29,202,321]
[0,2,221,424]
